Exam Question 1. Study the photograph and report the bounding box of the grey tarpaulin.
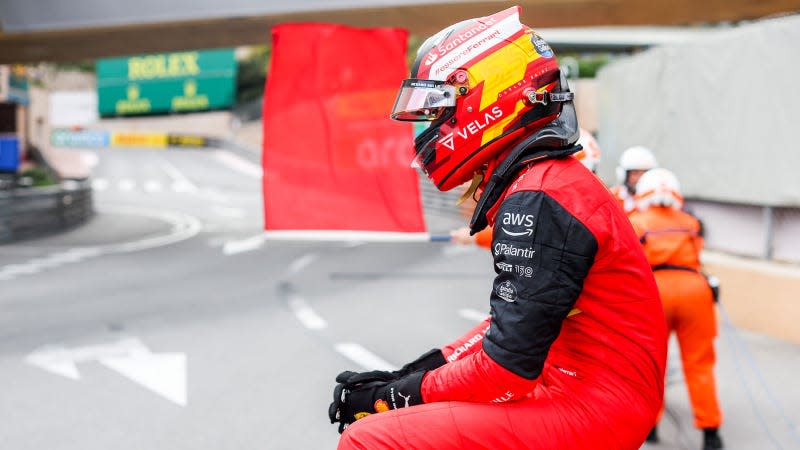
[595,14,800,207]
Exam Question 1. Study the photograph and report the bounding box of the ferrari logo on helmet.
[438,132,455,151]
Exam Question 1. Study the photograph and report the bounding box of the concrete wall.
[704,251,800,344]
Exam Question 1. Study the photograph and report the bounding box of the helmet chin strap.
[469,73,580,235]
[456,172,484,206]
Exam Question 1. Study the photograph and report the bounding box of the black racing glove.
[395,348,447,376]
[333,348,446,386]
[328,370,425,434]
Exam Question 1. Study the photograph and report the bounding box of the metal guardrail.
[0,180,94,243]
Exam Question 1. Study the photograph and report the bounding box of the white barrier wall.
[596,14,800,208]
[49,91,99,128]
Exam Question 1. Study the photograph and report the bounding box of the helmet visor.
[391,79,456,121]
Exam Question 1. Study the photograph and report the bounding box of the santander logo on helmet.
[424,52,439,66]
[390,6,570,192]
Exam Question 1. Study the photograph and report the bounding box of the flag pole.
[262,230,451,242]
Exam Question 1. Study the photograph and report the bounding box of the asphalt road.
[1,146,798,450]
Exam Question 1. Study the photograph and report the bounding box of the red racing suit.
[339,156,667,450]
[610,184,636,215]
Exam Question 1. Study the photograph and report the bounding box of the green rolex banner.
[96,48,237,117]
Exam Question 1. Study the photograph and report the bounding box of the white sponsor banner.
[49,91,98,127]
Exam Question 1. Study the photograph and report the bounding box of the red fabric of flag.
[262,23,424,233]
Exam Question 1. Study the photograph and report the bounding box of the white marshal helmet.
[615,146,658,185]
[574,128,602,173]
[634,168,684,211]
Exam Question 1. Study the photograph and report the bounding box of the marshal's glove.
[328,370,425,433]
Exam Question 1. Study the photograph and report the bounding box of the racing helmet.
[635,168,683,211]
[574,128,601,173]
[615,145,658,185]
[390,6,573,191]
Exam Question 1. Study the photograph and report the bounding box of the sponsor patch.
[502,212,534,227]
[374,399,390,413]
[532,34,554,58]
[354,411,372,420]
[496,262,513,272]
[424,52,439,66]
[501,227,533,237]
[454,106,503,142]
[446,328,488,362]
[556,365,581,378]
[438,132,455,150]
[497,280,517,302]
[500,212,534,237]
[514,265,534,278]
[494,243,536,258]
[490,391,515,403]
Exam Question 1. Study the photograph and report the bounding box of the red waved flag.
[262,23,426,240]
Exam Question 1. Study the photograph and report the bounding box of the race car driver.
[329,6,667,449]
[450,127,603,248]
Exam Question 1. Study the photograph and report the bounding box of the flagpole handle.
[429,234,452,242]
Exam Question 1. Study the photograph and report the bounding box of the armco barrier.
[0,180,93,243]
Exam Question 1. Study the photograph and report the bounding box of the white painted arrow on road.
[25,337,187,406]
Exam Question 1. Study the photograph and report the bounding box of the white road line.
[458,308,489,323]
[222,234,266,255]
[334,343,397,371]
[92,178,109,191]
[287,253,318,276]
[143,180,163,192]
[118,179,136,191]
[203,188,229,203]
[0,207,201,282]
[107,207,202,253]
[0,264,41,276]
[172,182,196,193]
[213,150,263,179]
[287,293,328,330]
[279,254,398,374]
[160,159,199,194]
[28,251,91,268]
[0,248,99,280]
